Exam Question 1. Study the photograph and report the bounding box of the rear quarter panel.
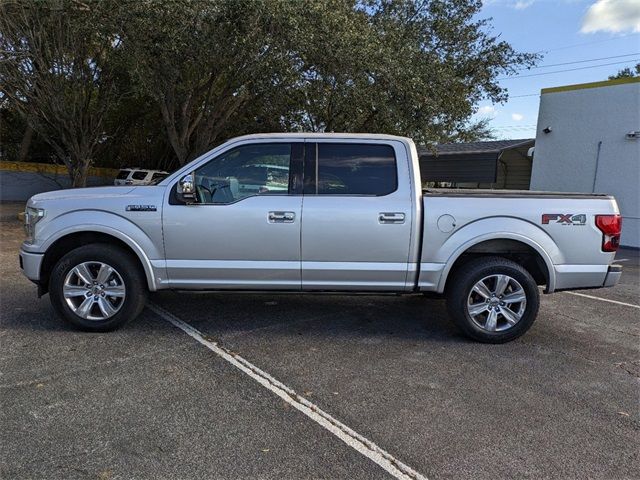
[420,195,619,292]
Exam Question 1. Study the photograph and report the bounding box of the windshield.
[148,173,168,185]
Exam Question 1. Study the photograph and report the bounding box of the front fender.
[32,210,164,291]
[433,217,562,293]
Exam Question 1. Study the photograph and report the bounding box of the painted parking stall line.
[148,302,428,480]
[565,291,640,309]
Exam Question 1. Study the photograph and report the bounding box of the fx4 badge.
[542,213,586,225]
[126,205,157,212]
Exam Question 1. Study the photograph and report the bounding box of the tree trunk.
[72,164,89,188]
[69,156,91,188]
[159,97,190,166]
[18,124,34,162]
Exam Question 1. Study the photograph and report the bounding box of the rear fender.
[434,217,561,293]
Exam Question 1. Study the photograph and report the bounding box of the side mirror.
[177,172,196,203]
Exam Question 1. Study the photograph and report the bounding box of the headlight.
[24,206,45,243]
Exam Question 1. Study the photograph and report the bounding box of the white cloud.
[477,105,499,118]
[511,113,525,121]
[581,0,640,33]
[514,0,535,9]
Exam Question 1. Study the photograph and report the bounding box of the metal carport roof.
[418,139,534,183]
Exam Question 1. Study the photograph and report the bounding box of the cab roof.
[229,132,413,143]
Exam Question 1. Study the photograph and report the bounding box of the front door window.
[194,143,292,204]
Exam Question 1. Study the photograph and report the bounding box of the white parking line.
[148,302,428,480]
[565,291,640,309]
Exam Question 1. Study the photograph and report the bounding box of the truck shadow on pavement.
[6,288,468,344]
[148,291,470,344]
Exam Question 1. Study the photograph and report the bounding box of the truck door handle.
[268,211,295,223]
[379,212,405,224]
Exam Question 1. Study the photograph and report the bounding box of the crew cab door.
[301,140,414,291]
[162,142,303,289]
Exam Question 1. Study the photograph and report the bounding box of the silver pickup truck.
[19,133,623,343]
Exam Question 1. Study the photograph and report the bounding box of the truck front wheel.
[49,244,147,332]
[446,256,540,343]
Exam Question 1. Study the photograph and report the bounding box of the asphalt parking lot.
[1,203,638,479]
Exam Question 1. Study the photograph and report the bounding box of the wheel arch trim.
[437,232,557,294]
[40,225,159,291]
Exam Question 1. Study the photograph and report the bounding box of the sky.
[475,0,640,139]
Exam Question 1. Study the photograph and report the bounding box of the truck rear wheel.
[49,244,147,332]
[446,256,540,343]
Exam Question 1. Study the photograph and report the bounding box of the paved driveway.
[1,213,638,479]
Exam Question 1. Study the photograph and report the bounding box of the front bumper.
[19,249,44,282]
[603,264,622,288]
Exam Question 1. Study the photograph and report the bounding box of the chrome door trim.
[379,212,406,224]
[301,261,410,291]
[165,259,301,289]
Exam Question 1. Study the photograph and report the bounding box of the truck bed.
[423,188,614,200]
[419,188,620,293]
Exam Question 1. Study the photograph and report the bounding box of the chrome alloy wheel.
[466,274,527,332]
[63,261,126,321]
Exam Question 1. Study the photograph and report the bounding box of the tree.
[278,0,537,144]
[120,0,537,165]
[609,63,640,80]
[0,0,124,186]
[1,0,537,178]
[118,0,299,165]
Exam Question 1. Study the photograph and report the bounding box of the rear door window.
[131,171,148,180]
[316,143,397,195]
[116,170,131,180]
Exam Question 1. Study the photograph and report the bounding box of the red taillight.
[595,214,622,252]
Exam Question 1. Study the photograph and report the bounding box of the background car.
[114,168,169,186]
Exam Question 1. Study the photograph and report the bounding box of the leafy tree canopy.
[1,0,538,183]
[609,63,640,80]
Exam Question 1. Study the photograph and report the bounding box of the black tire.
[49,244,147,332]
[446,256,540,343]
